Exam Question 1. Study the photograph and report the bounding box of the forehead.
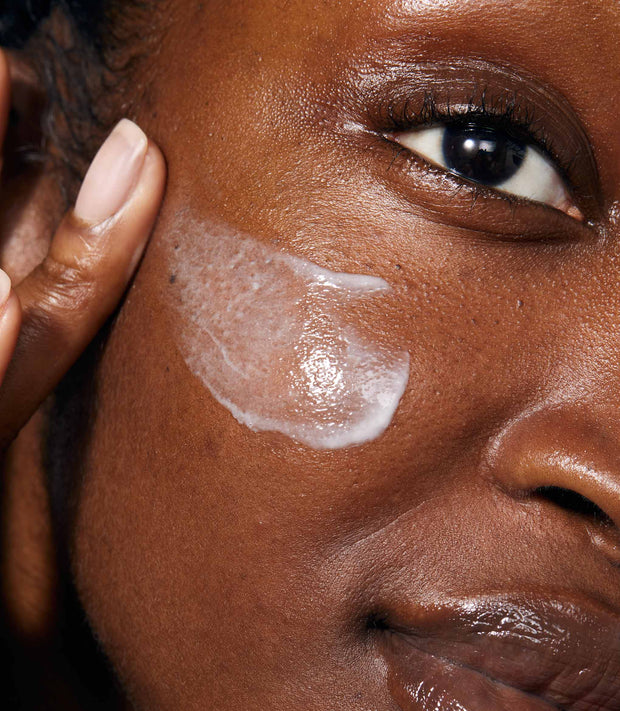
[154,0,619,159]
[191,0,618,66]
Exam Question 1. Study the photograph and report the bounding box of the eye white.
[393,125,581,219]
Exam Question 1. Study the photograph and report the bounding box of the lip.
[377,594,620,711]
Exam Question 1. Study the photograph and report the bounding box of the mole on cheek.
[169,218,410,450]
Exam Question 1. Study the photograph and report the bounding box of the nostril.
[534,486,613,526]
[486,405,620,531]
[532,486,620,566]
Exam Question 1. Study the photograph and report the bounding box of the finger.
[0,119,166,446]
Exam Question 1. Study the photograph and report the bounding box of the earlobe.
[0,47,65,284]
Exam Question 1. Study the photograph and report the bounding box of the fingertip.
[0,269,20,331]
[0,268,12,302]
[51,125,166,275]
[111,138,167,279]
[69,122,166,231]
[146,137,167,175]
[74,119,149,225]
[129,138,167,212]
[1,290,22,328]
[136,136,167,191]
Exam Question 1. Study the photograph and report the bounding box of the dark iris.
[441,124,526,186]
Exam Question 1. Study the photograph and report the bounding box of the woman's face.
[70,0,620,708]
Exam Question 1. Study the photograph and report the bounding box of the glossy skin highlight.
[8,0,620,709]
[169,217,409,449]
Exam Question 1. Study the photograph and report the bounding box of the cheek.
[68,212,580,711]
[168,216,409,450]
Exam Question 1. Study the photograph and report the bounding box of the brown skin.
[3,0,620,708]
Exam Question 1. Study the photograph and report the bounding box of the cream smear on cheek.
[170,221,410,450]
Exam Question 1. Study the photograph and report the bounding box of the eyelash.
[380,90,574,204]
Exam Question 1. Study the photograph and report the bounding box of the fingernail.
[74,119,148,224]
[0,269,11,304]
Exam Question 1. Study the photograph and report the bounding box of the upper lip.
[378,593,620,711]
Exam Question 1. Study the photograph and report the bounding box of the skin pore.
[3,0,620,709]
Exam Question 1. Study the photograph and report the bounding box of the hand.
[0,51,166,451]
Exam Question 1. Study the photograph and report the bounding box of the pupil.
[441,124,526,186]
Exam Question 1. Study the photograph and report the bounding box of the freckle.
[169,274,177,284]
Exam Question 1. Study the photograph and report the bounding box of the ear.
[0,48,67,284]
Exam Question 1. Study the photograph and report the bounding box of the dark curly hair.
[0,0,154,184]
[0,1,106,49]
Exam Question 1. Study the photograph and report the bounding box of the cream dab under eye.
[169,219,410,450]
[392,123,583,219]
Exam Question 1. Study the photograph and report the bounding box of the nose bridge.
[485,403,620,529]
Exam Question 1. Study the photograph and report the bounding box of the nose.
[485,403,620,562]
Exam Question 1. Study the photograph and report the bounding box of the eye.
[392,123,582,220]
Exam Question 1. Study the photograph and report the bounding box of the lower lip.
[385,633,559,711]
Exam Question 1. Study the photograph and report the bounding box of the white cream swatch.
[170,221,410,449]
